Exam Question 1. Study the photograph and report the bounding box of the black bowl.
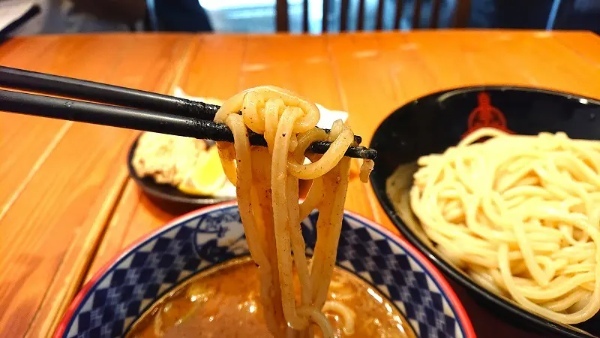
[126,135,235,207]
[369,86,600,338]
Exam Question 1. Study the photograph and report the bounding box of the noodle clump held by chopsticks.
[214,86,373,338]
[410,127,600,324]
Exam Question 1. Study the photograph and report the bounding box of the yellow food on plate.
[178,146,228,196]
[131,132,235,197]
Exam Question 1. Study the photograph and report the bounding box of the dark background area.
[198,0,600,34]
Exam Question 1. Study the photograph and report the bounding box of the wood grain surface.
[2,30,600,338]
[0,34,195,338]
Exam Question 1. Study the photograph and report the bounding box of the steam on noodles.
[214,86,373,337]
[409,127,600,324]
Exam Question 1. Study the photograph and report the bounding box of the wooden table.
[2,30,600,338]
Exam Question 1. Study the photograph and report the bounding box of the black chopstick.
[0,89,377,160]
[0,66,220,120]
[0,66,363,145]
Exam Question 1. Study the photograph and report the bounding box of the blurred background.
[5,0,600,36]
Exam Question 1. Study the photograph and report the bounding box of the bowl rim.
[54,201,476,338]
[369,84,598,338]
[398,84,600,105]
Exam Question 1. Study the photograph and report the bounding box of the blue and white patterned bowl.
[55,202,475,338]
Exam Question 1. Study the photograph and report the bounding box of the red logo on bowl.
[462,92,513,139]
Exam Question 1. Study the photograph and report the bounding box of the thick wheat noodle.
[322,301,356,335]
[299,177,324,221]
[409,127,600,324]
[221,113,284,334]
[214,86,372,337]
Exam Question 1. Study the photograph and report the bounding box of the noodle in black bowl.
[369,86,600,338]
[54,202,475,338]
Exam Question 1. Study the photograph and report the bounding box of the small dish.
[55,202,476,338]
[127,135,235,206]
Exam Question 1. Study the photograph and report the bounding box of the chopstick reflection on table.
[0,66,376,160]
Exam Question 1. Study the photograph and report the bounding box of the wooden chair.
[276,0,472,32]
